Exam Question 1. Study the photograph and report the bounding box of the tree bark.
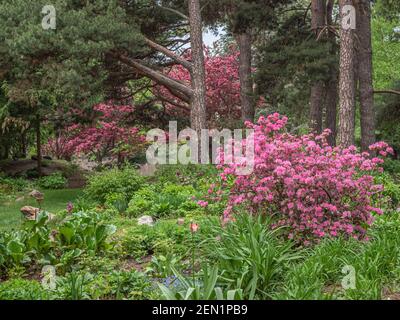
[21,129,27,158]
[309,0,327,134]
[338,0,356,147]
[235,31,255,123]
[188,0,207,134]
[325,72,338,145]
[36,114,42,177]
[324,0,338,146]
[310,82,325,133]
[356,0,375,152]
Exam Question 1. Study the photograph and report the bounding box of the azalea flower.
[190,222,199,233]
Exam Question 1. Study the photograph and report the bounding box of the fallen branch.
[374,89,400,96]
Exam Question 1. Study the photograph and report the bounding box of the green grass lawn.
[0,189,83,231]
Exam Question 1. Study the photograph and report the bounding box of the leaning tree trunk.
[324,0,339,146]
[357,0,375,152]
[309,0,327,134]
[338,0,356,147]
[188,0,206,135]
[235,31,255,123]
[35,114,42,177]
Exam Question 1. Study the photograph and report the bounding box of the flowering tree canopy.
[154,50,242,124]
[44,103,145,163]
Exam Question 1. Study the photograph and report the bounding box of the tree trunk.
[235,31,255,123]
[21,129,27,158]
[188,0,207,134]
[36,114,42,177]
[324,0,338,146]
[310,82,325,133]
[338,0,356,147]
[357,0,375,152]
[325,72,338,145]
[309,0,327,133]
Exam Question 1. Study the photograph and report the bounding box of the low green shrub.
[105,193,129,214]
[84,166,145,204]
[373,172,400,209]
[127,184,198,218]
[0,278,50,300]
[119,220,189,259]
[382,158,400,176]
[37,172,67,189]
[154,164,219,188]
[0,176,31,194]
[54,270,156,300]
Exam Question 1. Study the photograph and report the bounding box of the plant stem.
[192,230,195,285]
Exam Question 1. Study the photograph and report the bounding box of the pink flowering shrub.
[45,103,146,163]
[43,135,76,160]
[217,113,393,244]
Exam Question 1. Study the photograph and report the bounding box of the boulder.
[137,215,154,226]
[15,196,25,202]
[138,164,156,177]
[29,190,44,201]
[20,206,39,220]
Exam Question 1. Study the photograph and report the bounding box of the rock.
[138,164,156,177]
[177,218,185,225]
[15,196,25,202]
[49,230,59,242]
[20,206,39,220]
[29,190,44,201]
[137,215,154,226]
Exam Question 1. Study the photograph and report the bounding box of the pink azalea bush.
[216,113,393,244]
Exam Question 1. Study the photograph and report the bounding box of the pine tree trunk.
[236,31,255,123]
[324,0,338,146]
[310,82,324,133]
[21,129,27,158]
[357,0,375,152]
[309,0,327,133]
[188,0,207,134]
[325,73,338,145]
[36,114,42,177]
[338,0,356,147]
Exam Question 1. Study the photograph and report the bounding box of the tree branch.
[116,54,193,99]
[144,37,193,71]
[159,6,189,20]
[154,93,190,112]
[374,89,400,96]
